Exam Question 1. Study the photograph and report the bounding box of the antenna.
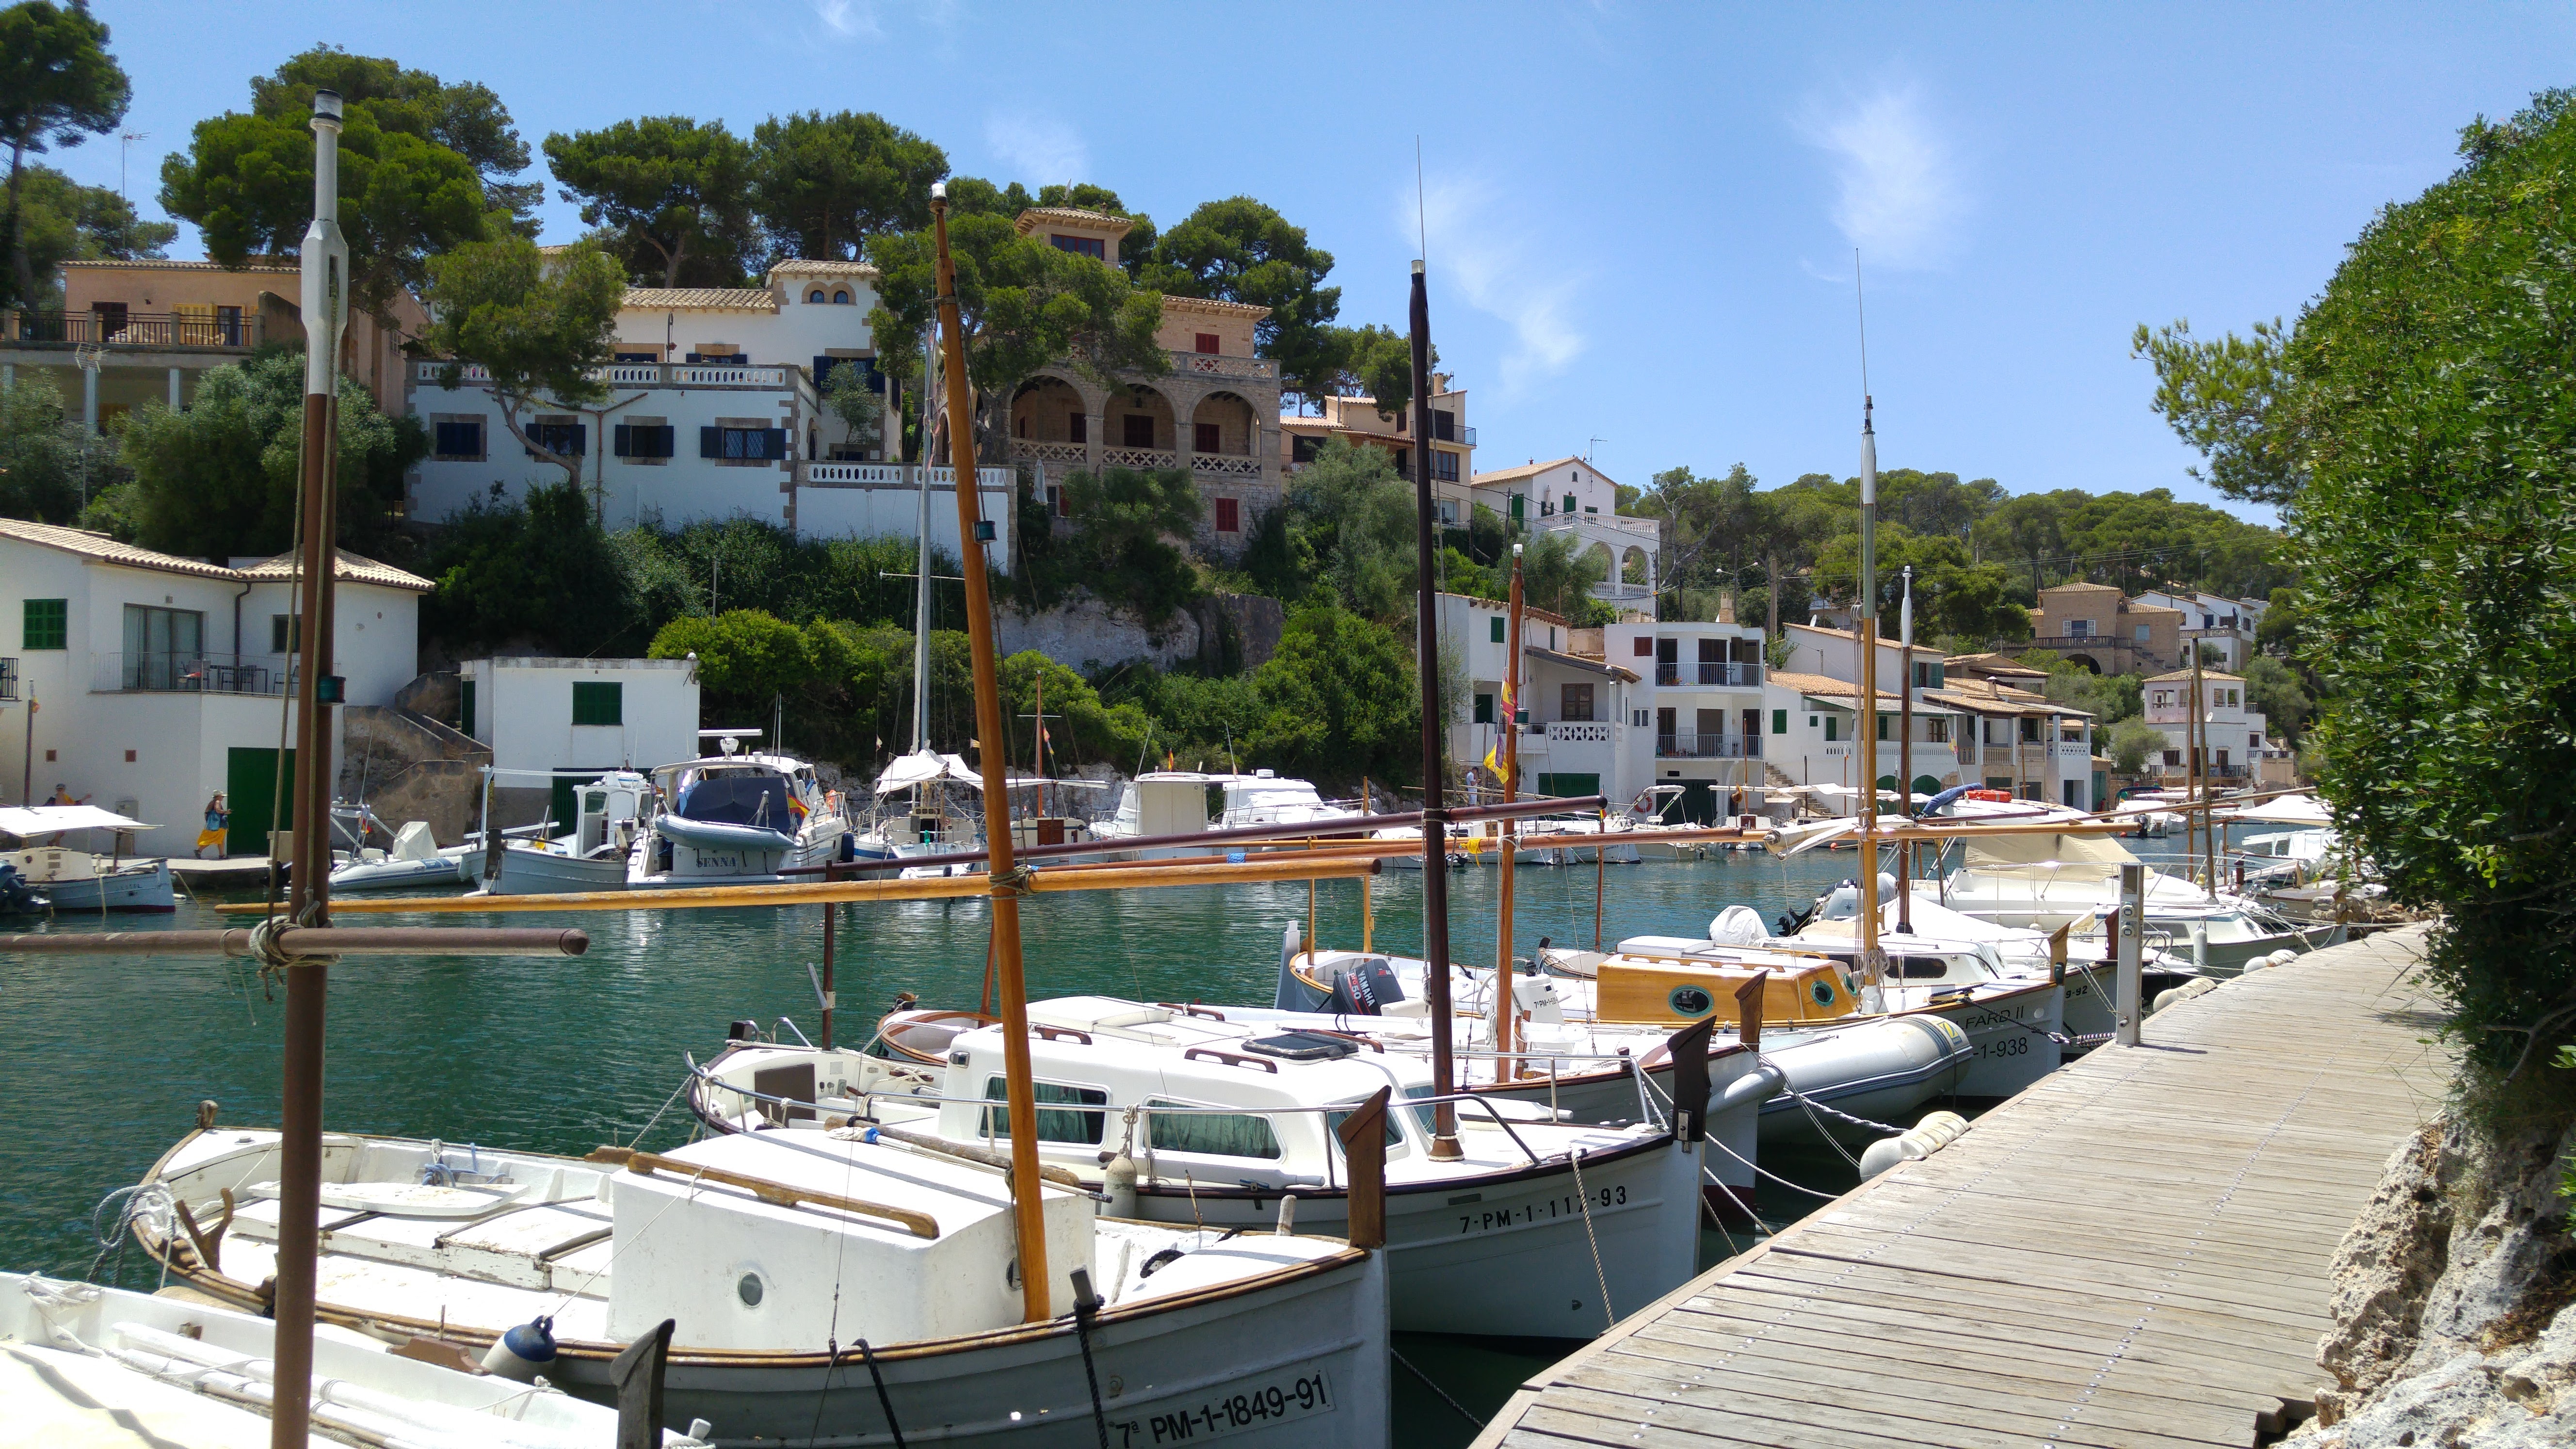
[1853,248,1871,407]
[1586,437,1608,465]
[1415,136,1428,262]
[119,131,148,206]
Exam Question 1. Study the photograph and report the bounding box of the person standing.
[196,792,230,859]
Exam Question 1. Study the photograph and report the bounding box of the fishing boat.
[486,771,656,896]
[327,818,473,892]
[1926,826,2334,974]
[1510,810,1642,867]
[0,805,175,911]
[1283,938,1983,1143]
[632,734,849,888]
[1,1268,670,1446]
[131,1117,1388,1445]
[691,1011,1706,1339]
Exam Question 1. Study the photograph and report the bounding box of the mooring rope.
[1567,1148,1615,1331]
[1393,1348,1486,1428]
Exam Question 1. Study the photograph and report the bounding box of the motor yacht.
[632,737,849,888]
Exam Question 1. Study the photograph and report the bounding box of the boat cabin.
[1590,947,1858,1028]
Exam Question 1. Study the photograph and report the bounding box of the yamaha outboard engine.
[1323,957,1404,1015]
[0,862,44,916]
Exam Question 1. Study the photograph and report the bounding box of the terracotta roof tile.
[623,287,778,312]
[0,517,240,580]
[238,548,435,593]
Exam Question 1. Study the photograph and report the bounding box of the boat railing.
[683,1057,1590,1170]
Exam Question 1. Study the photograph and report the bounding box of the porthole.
[737,1272,764,1306]
[1667,985,1714,1018]
[1811,980,1836,1007]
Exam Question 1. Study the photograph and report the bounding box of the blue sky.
[55,2,2575,522]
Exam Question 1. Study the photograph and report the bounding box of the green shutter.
[1771,708,1787,734]
[1489,615,1504,643]
[22,599,67,650]
[459,679,476,737]
[572,681,623,726]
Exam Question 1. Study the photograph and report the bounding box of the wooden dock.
[1476,924,2447,1449]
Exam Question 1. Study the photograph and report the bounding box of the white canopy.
[2221,793,2334,827]
[0,805,158,837]
[873,750,979,795]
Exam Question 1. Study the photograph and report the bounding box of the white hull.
[488,843,630,896]
[327,852,468,893]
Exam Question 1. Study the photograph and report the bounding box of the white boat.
[1509,812,1642,867]
[136,1119,1390,1447]
[328,819,473,892]
[0,805,176,912]
[1,1269,678,1447]
[1366,823,1471,870]
[693,1012,1705,1339]
[632,737,849,888]
[487,772,658,896]
[1216,771,1363,831]
[1927,826,2333,974]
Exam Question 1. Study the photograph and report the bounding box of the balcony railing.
[1170,350,1279,382]
[1655,662,1763,688]
[1542,721,1614,745]
[0,657,16,701]
[1656,732,1761,759]
[795,463,1012,489]
[416,361,795,389]
[92,652,296,696]
[9,309,257,348]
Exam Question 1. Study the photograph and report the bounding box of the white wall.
[793,467,1017,573]
[465,657,701,777]
[1474,458,1620,521]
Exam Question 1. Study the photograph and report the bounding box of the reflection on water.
[0,846,1969,1446]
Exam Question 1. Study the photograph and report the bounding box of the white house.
[1437,592,1651,812]
[2142,669,2280,788]
[2135,589,2269,674]
[459,656,702,826]
[1468,456,1659,607]
[0,518,430,856]
[406,259,1014,565]
[1599,615,1767,820]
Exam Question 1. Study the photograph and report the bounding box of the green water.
[0,848,1897,1444]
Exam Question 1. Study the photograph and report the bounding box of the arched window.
[808,289,825,303]
[832,289,852,304]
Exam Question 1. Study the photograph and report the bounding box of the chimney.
[1716,589,1737,625]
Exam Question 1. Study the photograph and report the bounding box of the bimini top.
[0,805,158,838]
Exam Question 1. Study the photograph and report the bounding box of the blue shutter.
[612,424,632,457]
[764,428,787,460]
[700,426,720,458]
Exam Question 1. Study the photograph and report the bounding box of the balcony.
[1655,732,1761,759]
[0,657,15,701]
[415,361,796,389]
[1168,350,1279,383]
[795,462,1013,489]
[1655,661,1763,688]
[9,308,257,349]
[1542,720,1615,746]
[1006,439,1266,480]
[92,652,296,696]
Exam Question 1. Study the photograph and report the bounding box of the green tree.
[1519,528,1611,624]
[2240,655,2311,747]
[2289,88,2576,1075]
[113,344,426,558]
[865,190,1165,460]
[1323,322,1423,419]
[543,116,755,288]
[4,162,170,304]
[1246,602,1419,784]
[162,82,494,341]
[2105,717,2167,776]
[0,0,128,309]
[750,110,947,262]
[0,372,87,521]
[1139,196,1344,407]
[1056,465,1203,623]
[247,46,539,221]
[2132,318,2302,507]
[418,235,624,489]
[420,480,637,654]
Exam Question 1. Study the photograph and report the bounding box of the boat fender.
[1857,1111,1971,1182]
[2151,977,2222,1014]
[1275,1192,1297,1236]
[2267,947,2300,968]
[481,1315,556,1382]
[1136,1247,1187,1280]
[1104,1151,1138,1218]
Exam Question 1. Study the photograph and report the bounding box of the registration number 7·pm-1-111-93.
[1108,1369,1334,1444]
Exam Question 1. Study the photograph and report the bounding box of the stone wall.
[338,702,490,848]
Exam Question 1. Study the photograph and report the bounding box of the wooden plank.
[1471,927,2439,1449]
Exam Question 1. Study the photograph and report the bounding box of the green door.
[225,747,295,857]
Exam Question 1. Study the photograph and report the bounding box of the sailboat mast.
[1898,564,1914,934]
[913,330,935,755]
[1855,393,1884,986]
[1493,545,1523,1071]
[929,185,1053,1322]
[1409,258,1462,1159]
[272,87,351,1449]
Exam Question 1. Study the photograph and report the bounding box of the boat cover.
[1964,830,2138,870]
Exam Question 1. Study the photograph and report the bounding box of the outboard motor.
[0,862,45,916]
[1324,957,1404,1015]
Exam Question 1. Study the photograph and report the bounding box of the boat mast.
[913,328,935,757]
[272,86,351,1449]
[1855,390,1885,991]
[1409,258,1462,1159]
[1492,544,1524,1073]
[929,184,1053,1321]
[1898,564,1914,934]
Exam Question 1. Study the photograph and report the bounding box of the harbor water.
[0,837,2214,1444]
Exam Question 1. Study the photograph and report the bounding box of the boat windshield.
[674,769,795,828]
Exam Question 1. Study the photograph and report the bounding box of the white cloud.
[1802,81,1965,271]
[1406,175,1587,395]
[984,113,1088,187]
[810,0,880,38]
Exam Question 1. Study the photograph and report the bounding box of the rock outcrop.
[2292,1112,2576,1446]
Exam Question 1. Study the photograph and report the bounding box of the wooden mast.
[1492,545,1524,1074]
[269,86,350,1449]
[929,185,1052,1321]
[1408,258,1461,1159]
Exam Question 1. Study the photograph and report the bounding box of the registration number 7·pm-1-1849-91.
[1109,1369,1333,1445]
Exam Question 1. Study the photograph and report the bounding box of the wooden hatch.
[1593,954,1859,1028]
